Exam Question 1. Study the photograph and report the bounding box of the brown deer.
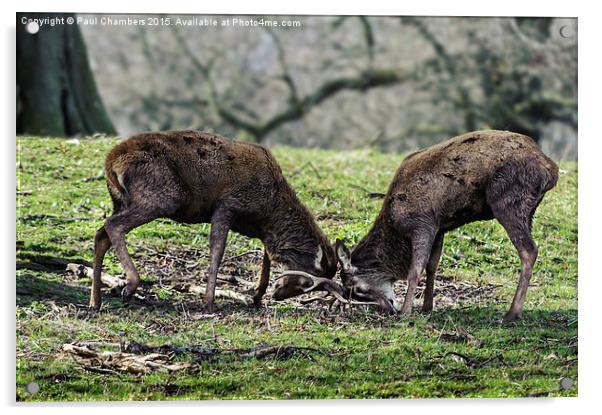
[89,130,336,312]
[273,130,559,322]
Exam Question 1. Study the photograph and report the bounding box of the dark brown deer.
[274,130,559,322]
[89,130,336,312]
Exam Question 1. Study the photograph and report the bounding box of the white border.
[2,1,598,414]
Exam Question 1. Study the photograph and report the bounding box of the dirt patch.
[68,244,503,313]
[403,274,504,309]
[135,246,261,290]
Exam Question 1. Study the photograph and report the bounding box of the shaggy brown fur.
[335,130,559,321]
[90,130,336,312]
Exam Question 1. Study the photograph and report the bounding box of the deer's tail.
[541,156,560,193]
[104,152,135,210]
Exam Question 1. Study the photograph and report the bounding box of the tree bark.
[17,13,116,136]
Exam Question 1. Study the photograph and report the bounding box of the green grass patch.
[16,136,577,400]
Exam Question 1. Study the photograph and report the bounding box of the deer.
[272,130,559,322]
[89,130,337,313]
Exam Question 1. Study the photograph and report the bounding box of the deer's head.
[271,240,398,313]
[334,239,399,313]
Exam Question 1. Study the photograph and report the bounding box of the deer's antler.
[272,270,379,306]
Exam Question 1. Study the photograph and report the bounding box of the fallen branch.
[19,214,88,223]
[184,284,253,306]
[62,341,324,374]
[123,342,219,357]
[65,263,126,289]
[81,365,120,375]
[66,262,253,306]
[222,249,264,264]
[62,343,191,374]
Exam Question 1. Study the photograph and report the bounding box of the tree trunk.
[17,13,116,136]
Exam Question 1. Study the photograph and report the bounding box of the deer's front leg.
[204,209,233,313]
[253,249,271,307]
[401,232,434,315]
[422,234,444,312]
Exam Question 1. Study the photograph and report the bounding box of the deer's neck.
[352,218,411,280]
[261,189,330,272]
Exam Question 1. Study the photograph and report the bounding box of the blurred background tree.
[17,14,576,159]
[400,17,576,149]
[17,13,116,136]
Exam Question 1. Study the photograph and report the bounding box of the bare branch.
[209,66,411,141]
[170,26,212,77]
[402,17,477,131]
[358,16,375,64]
[265,28,299,105]
[169,27,260,135]
[332,16,375,65]
[169,18,413,142]
[261,68,411,140]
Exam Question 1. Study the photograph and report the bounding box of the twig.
[81,365,119,375]
[216,274,255,287]
[300,294,337,308]
[18,214,89,223]
[432,351,508,368]
[349,184,385,199]
[82,171,105,182]
[222,249,264,264]
[237,345,323,360]
[291,161,322,179]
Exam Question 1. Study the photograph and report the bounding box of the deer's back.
[105,130,285,223]
[383,130,558,231]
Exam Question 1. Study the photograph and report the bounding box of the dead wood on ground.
[61,341,324,374]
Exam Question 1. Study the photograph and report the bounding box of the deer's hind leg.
[491,207,539,322]
[103,165,185,304]
[204,207,234,313]
[103,209,161,301]
[89,226,112,310]
[487,160,546,322]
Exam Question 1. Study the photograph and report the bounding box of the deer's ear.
[314,246,323,272]
[335,239,352,272]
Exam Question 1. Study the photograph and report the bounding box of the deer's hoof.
[121,285,136,302]
[503,313,520,324]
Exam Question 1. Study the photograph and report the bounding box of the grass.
[15,136,577,401]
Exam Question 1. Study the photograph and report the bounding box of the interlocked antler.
[272,270,379,306]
